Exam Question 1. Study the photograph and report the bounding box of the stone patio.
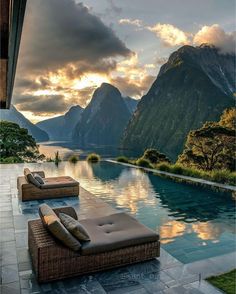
[0,163,234,293]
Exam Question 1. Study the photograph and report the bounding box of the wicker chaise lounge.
[28,206,160,283]
[17,168,79,201]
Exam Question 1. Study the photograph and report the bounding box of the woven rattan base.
[28,219,160,283]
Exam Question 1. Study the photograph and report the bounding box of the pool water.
[43,161,236,264]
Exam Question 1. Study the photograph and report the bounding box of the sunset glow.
[12,0,235,122]
[72,74,110,90]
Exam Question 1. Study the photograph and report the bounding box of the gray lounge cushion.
[39,204,81,251]
[39,203,59,227]
[53,207,78,220]
[40,176,79,189]
[80,212,159,255]
[34,173,44,184]
[24,168,41,188]
[47,219,81,251]
[59,213,90,241]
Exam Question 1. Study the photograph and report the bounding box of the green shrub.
[170,164,185,175]
[156,162,171,172]
[87,153,100,163]
[210,170,233,184]
[0,156,23,163]
[227,172,236,186]
[143,148,171,164]
[136,157,152,168]
[182,167,201,178]
[69,155,79,164]
[116,156,129,163]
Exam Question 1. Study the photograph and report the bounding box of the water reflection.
[159,220,186,244]
[149,175,235,222]
[37,161,235,257]
[192,221,236,240]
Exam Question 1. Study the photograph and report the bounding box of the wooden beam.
[0,0,27,109]
[0,0,10,107]
[7,0,27,108]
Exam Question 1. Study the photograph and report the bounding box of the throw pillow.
[59,213,90,241]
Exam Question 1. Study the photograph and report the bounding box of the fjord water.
[39,141,139,159]
[43,160,235,264]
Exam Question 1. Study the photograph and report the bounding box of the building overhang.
[0,0,27,109]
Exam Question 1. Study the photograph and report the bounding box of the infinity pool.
[39,161,236,263]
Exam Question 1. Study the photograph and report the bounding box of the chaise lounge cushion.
[39,204,81,251]
[80,212,159,255]
[41,176,79,189]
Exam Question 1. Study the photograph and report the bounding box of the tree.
[142,148,171,164]
[0,121,45,162]
[178,121,235,171]
[219,107,236,130]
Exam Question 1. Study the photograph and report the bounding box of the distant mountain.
[72,83,131,146]
[0,105,49,142]
[123,96,139,114]
[37,105,83,140]
[122,45,235,160]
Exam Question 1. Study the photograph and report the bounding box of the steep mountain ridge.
[0,106,49,142]
[37,105,83,140]
[123,96,139,114]
[72,83,132,146]
[159,44,234,95]
[122,45,235,160]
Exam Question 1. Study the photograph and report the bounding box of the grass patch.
[206,269,236,294]
[117,156,236,186]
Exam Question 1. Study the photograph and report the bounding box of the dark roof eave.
[0,0,27,109]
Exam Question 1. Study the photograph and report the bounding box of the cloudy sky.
[13,0,235,122]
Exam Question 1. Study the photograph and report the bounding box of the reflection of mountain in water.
[39,141,139,160]
[91,161,125,182]
[149,174,235,222]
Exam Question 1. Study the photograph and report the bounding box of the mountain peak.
[100,82,115,88]
[158,44,235,96]
[72,83,132,146]
[89,82,121,109]
[37,104,83,140]
[123,44,234,160]
[97,82,121,95]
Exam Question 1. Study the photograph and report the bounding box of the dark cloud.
[14,78,41,91]
[15,95,68,115]
[13,0,132,115]
[64,59,116,80]
[17,0,131,74]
